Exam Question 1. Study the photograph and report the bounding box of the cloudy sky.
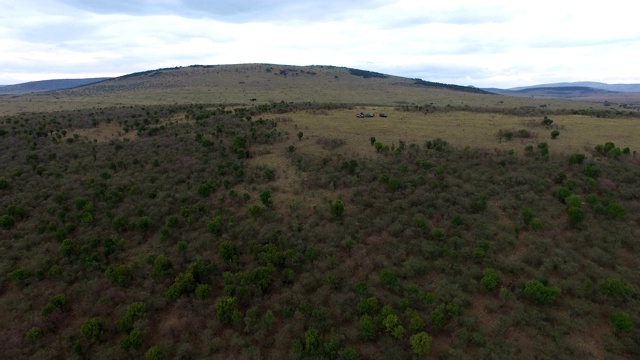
[1,0,639,88]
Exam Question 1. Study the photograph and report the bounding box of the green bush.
[410,332,433,357]
[117,302,147,333]
[481,268,500,292]
[550,130,560,139]
[359,315,378,341]
[146,345,165,360]
[523,280,561,305]
[26,326,43,343]
[599,279,635,302]
[195,284,213,299]
[215,296,239,325]
[80,317,106,342]
[609,311,633,333]
[105,264,132,287]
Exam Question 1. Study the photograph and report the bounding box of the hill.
[510,81,640,93]
[0,64,608,115]
[0,78,112,95]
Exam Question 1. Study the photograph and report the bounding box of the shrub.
[215,296,239,325]
[569,153,586,165]
[524,280,561,305]
[481,268,500,292]
[567,207,584,226]
[153,255,172,277]
[541,116,553,126]
[42,294,68,316]
[359,315,378,341]
[259,190,272,208]
[410,332,433,357]
[106,264,132,287]
[80,317,106,342]
[583,163,601,179]
[358,297,379,315]
[117,302,147,333]
[146,345,165,360]
[218,240,239,263]
[605,203,625,220]
[26,326,43,343]
[0,215,16,230]
[329,200,345,220]
[599,279,634,302]
[609,311,633,333]
[550,130,560,139]
[195,284,213,299]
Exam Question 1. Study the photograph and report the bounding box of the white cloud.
[1,0,640,88]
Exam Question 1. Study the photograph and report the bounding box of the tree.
[359,315,378,341]
[219,240,239,263]
[297,131,304,140]
[410,332,433,357]
[80,317,106,342]
[541,116,553,126]
[550,130,560,139]
[215,296,238,325]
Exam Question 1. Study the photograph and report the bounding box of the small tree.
[145,345,165,360]
[410,332,433,357]
[551,130,560,139]
[215,296,238,325]
[297,131,304,140]
[80,317,106,342]
[542,116,553,126]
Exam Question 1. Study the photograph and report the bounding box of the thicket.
[0,104,639,359]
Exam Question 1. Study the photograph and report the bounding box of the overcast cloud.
[1,0,639,88]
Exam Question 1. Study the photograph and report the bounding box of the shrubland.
[0,102,639,359]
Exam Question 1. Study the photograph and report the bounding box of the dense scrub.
[0,105,639,359]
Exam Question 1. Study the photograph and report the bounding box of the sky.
[1,0,639,88]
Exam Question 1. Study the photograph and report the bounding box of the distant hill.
[509,81,640,93]
[0,78,112,95]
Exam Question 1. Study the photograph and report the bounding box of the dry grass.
[276,107,638,155]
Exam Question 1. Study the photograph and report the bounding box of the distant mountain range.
[507,81,640,93]
[0,78,112,95]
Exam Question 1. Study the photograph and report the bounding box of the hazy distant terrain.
[510,81,640,93]
[0,78,112,95]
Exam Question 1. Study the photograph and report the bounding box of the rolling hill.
[0,64,607,115]
[0,78,112,95]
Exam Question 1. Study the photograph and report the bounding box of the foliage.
[80,317,106,342]
[410,332,433,357]
[523,280,561,305]
[609,311,633,333]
